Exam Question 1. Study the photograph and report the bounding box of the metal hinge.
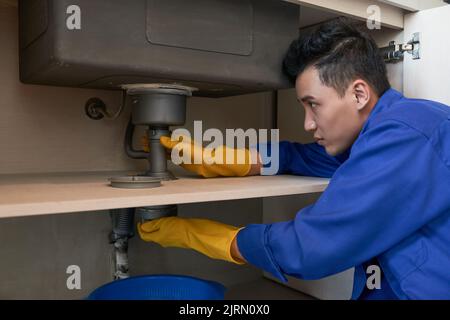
[380,32,420,63]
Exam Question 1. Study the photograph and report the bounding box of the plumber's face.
[296,66,368,156]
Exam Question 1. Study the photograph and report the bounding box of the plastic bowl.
[87,274,226,300]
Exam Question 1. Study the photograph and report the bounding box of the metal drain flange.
[109,176,162,189]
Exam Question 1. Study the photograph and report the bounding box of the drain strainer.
[109,176,162,189]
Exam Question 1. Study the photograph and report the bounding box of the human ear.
[352,81,370,111]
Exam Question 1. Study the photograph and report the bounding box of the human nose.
[304,110,317,132]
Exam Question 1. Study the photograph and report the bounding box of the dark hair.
[283,17,390,97]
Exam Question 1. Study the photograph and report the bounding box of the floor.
[225,277,316,300]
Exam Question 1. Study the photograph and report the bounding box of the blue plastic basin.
[87,274,226,300]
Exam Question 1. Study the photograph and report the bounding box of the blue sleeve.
[239,120,450,281]
[258,141,349,178]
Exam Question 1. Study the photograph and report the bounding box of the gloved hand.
[137,217,245,265]
[140,135,171,159]
[159,135,255,178]
[141,135,151,153]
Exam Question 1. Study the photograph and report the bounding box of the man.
[138,18,450,299]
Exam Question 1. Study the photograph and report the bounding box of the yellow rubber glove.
[160,135,253,178]
[137,217,245,265]
[141,135,171,159]
[141,135,150,153]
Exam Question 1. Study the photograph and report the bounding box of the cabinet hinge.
[380,32,420,63]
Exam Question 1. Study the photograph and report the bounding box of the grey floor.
[225,277,316,300]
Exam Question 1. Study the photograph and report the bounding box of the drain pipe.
[109,208,135,280]
[107,84,194,280]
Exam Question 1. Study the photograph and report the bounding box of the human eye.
[309,101,318,109]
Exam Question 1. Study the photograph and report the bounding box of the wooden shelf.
[0,170,329,219]
[285,0,405,29]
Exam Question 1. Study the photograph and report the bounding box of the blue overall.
[238,88,450,299]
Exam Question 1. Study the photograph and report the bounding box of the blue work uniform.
[238,88,450,299]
